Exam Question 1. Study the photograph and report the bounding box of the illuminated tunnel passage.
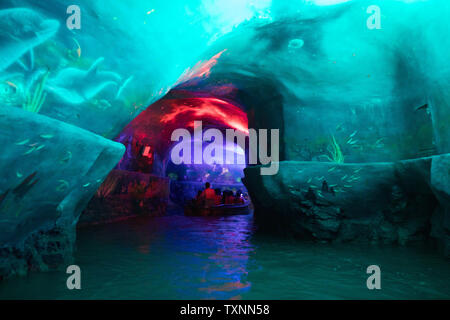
[74,44,288,225]
[118,92,252,211]
[78,70,287,224]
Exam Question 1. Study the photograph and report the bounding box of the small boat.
[184,200,251,217]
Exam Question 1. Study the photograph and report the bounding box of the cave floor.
[0,210,449,299]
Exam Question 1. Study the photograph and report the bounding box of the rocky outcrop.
[243,156,450,256]
[0,107,125,279]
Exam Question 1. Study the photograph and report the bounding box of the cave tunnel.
[80,55,288,223]
[1,0,450,301]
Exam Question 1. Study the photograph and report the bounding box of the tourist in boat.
[195,190,203,205]
[224,190,235,204]
[200,182,216,207]
[221,190,227,204]
[234,190,245,204]
[200,182,215,199]
[214,188,222,205]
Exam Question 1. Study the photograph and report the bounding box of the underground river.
[0,209,449,299]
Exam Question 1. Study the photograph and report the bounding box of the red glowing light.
[142,146,152,157]
[176,49,227,84]
[160,97,248,134]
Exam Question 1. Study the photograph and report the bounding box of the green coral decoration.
[22,71,49,113]
[324,135,344,163]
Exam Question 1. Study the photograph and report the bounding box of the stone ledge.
[243,156,450,256]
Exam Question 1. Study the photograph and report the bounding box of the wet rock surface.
[0,107,125,279]
[243,156,450,256]
[0,227,73,280]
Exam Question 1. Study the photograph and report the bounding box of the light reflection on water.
[0,212,449,299]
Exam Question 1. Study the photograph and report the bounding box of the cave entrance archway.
[80,66,287,224]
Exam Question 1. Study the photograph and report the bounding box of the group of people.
[195,182,245,206]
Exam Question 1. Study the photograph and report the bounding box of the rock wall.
[79,170,170,227]
[0,107,125,279]
[243,156,450,256]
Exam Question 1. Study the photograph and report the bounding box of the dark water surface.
[1,212,449,299]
